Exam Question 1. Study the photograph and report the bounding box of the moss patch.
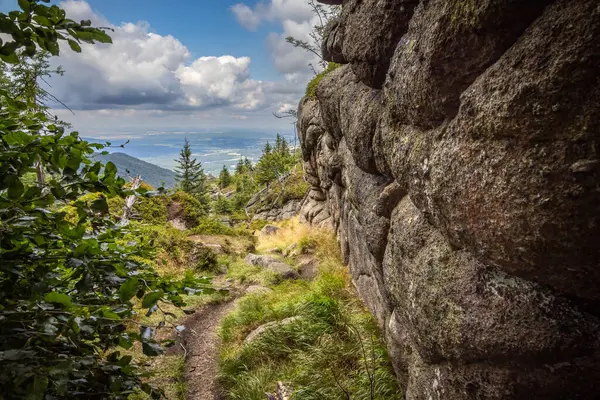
[305,62,341,98]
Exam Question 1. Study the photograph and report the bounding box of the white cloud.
[52,1,275,112]
[231,4,262,31]
[231,0,327,80]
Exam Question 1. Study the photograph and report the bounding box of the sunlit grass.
[217,223,401,399]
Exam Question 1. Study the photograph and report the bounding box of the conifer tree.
[219,165,232,189]
[235,159,245,175]
[243,157,254,172]
[274,133,290,155]
[263,141,272,155]
[174,138,207,197]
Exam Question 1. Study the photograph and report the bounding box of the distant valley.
[93,152,176,189]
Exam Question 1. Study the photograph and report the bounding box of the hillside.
[93,152,176,189]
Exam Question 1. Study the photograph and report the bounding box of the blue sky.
[81,0,279,81]
[0,0,324,137]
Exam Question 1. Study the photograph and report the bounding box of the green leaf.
[0,51,19,64]
[32,15,51,26]
[44,292,72,307]
[118,336,134,350]
[141,290,163,309]
[67,39,81,52]
[118,355,133,366]
[118,277,139,302]
[27,375,48,400]
[7,179,24,200]
[90,197,109,214]
[18,0,30,13]
[102,310,121,320]
[142,341,163,357]
[104,161,117,177]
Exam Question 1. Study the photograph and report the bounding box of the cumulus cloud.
[51,0,295,113]
[231,4,262,31]
[231,0,325,80]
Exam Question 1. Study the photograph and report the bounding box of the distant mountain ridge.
[93,152,176,189]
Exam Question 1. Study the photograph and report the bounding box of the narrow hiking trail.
[176,299,236,400]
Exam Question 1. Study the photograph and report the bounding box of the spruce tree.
[274,133,290,155]
[235,159,245,175]
[174,138,206,197]
[219,165,232,189]
[243,157,254,172]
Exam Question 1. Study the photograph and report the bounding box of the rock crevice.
[298,0,600,398]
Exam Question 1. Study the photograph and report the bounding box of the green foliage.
[249,219,269,232]
[218,227,400,399]
[192,217,236,236]
[231,172,257,211]
[218,275,400,400]
[171,191,209,228]
[306,62,340,98]
[174,138,207,199]
[133,194,169,225]
[0,0,112,63]
[255,134,295,186]
[0,5,213,398]
[192,245,219,273]
[214,194,232,215]
[235,157,253,175]
[218,165,232,189]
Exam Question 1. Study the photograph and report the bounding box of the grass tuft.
[217,221,401,399]
[306,62,341,98]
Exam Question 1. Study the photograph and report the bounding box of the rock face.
[253,199,303,222]
[299,1,600,398]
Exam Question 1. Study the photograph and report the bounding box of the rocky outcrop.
[252,199,303,222]
[299,0,600,398]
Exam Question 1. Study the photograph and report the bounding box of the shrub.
[170,191,209,227]
[305,62,340,98]
[192,217,235,236]
[133,194,169,224]
[192,245,219,273]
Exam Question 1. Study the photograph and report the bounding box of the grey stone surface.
[260,224,280,236]
[244,254,298,280]
[302,0,600,397]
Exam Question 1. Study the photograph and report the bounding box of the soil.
[169,300,236,400]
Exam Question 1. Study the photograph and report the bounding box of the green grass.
[306,62,340,98]
[128,355,187,400]
[223,257,280,286]
[217,227,401,400]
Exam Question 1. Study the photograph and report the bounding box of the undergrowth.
[217,219,401,399]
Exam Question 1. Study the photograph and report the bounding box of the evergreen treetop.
[174,138,207,198]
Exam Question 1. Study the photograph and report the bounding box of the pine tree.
[243,157,254,172]
[235,159,245,175]
[219,165,232,189]
[274,133,289,155]
[174,138,207,198]
[263,141,272,155]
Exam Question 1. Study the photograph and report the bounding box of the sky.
[0,0,326,138]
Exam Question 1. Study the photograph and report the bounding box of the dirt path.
[174,300,236,400]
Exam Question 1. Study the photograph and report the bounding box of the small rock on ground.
[260,225,280,235]
[244,254,298,280]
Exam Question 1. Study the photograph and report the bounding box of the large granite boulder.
[298,0,600,398]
